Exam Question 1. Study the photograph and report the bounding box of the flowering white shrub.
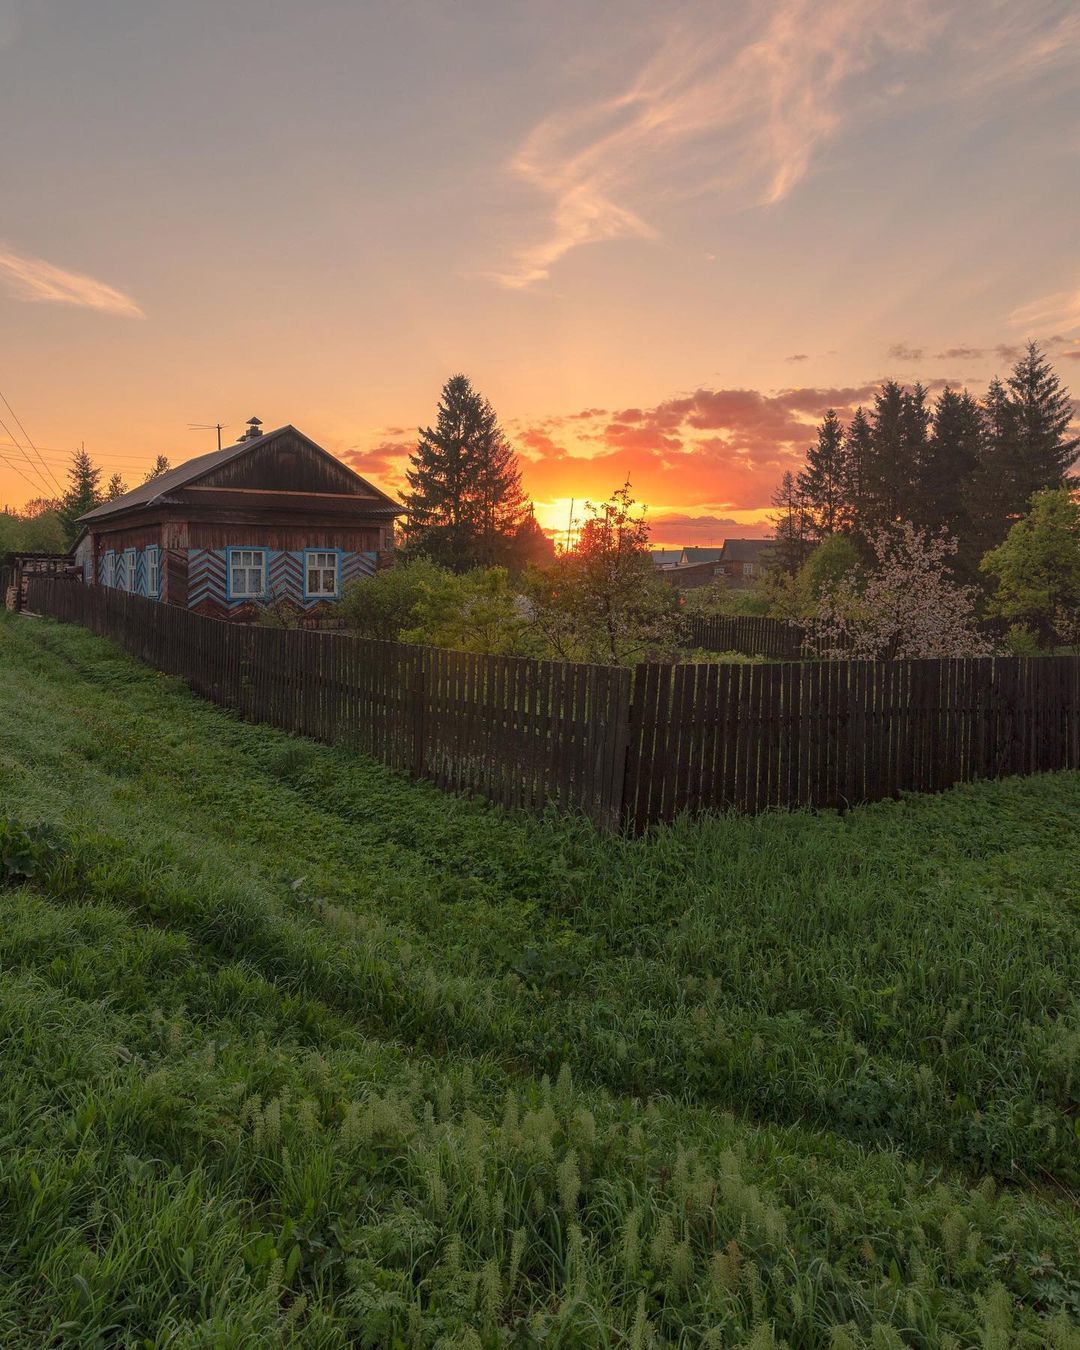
[805,523,997,660]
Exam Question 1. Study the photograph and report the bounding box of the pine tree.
[968,376,1018,556]
[920,386,982,552]
[144,455,172,482]
[843,407,875,543]
[471,407,528,566]
[797,409,849,539]
[770,470,813,573]
[508,508,556,570]
[1005,341,1078,505]
[105,472,128,501]
[58,448,102,545]
[404,375,528,571]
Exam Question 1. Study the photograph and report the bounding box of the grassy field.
[1,613,1079,1347]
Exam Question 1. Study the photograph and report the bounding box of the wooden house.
[657,539,775,590]
[73,420,402,621]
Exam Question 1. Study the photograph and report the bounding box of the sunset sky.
[1,0,1078,543]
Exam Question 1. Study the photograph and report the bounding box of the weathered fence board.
[25,578,1080,832]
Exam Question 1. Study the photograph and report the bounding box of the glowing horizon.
[1,1,1077,541]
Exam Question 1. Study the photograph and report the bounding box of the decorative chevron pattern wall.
[96,546,378,617]
[187,548,378,614]
[187,549,229,610]
[342,552,377,585]
[267,550,303,599]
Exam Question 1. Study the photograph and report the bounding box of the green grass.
[1,613,1079,1347]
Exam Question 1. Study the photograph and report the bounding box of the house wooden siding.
[77,425,400,622]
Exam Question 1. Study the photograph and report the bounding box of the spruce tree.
[404,375,527,571]
[797,409,848,539]
[105,472,128,501]
[920,386,982,552]
[58,448,102,545]
[144,455,172,482]
[970,376,1019,555]
[770,470,813,572]
[843,407,875,543]
[1005,341,1078,505]
[864,382,909,530]
[471,406,528,566]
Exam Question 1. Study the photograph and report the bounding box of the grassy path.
[1,614,1079,1346]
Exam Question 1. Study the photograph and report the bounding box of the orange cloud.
[0,242,143,317]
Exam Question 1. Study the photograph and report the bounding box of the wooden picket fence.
[685,613,817,658]
[26,578,1080,831]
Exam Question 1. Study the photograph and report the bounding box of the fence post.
[410,654,427,780]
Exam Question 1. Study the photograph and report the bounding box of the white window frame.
[123,548,137,593]
[103,551,116,588]
[742,562,754,577]
[146,545,160,599]
[227,548,266,600]
[304,549,339,599]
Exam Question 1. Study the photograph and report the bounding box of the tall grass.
[1,613,1079,1345]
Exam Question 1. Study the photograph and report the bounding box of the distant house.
[649,548,683,570]
[73,420,402,621]
[658,538,775,590]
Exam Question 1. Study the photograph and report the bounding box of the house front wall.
[187,546,376,618]
[91,519,380,619]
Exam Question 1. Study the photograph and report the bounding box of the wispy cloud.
[492,0,942,288]
[0,243,144,317]
[492,0,1080,289]
[1009,283,1080,335]
[886,342,925,361]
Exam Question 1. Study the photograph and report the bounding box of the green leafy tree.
[332,557,447,641]
[58,448,102,545]
[799,533,861,607]
[758,534,861,621]
[524,482,683,665]
[403,566,530,655]
[0,509,23,555]
[21,509,66,553]
[404,375,528,570]
[980,489,1080,639]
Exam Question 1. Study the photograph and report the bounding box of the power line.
[0,440,173,466]
[0,441,55,498]
[0,413,54,498]
[0,387,63,495]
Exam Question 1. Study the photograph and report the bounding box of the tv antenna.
[188,422,229,451]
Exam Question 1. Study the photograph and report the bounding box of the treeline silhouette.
[775,341,1077,578]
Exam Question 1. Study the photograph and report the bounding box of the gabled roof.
[78,424,402,524]
[649,549,683,567]
[679,547,725,564]
[720,538,774,562]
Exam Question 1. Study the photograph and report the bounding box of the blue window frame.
[226,548,267,601]
[303,549,341,600]
[146,546,160,598]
